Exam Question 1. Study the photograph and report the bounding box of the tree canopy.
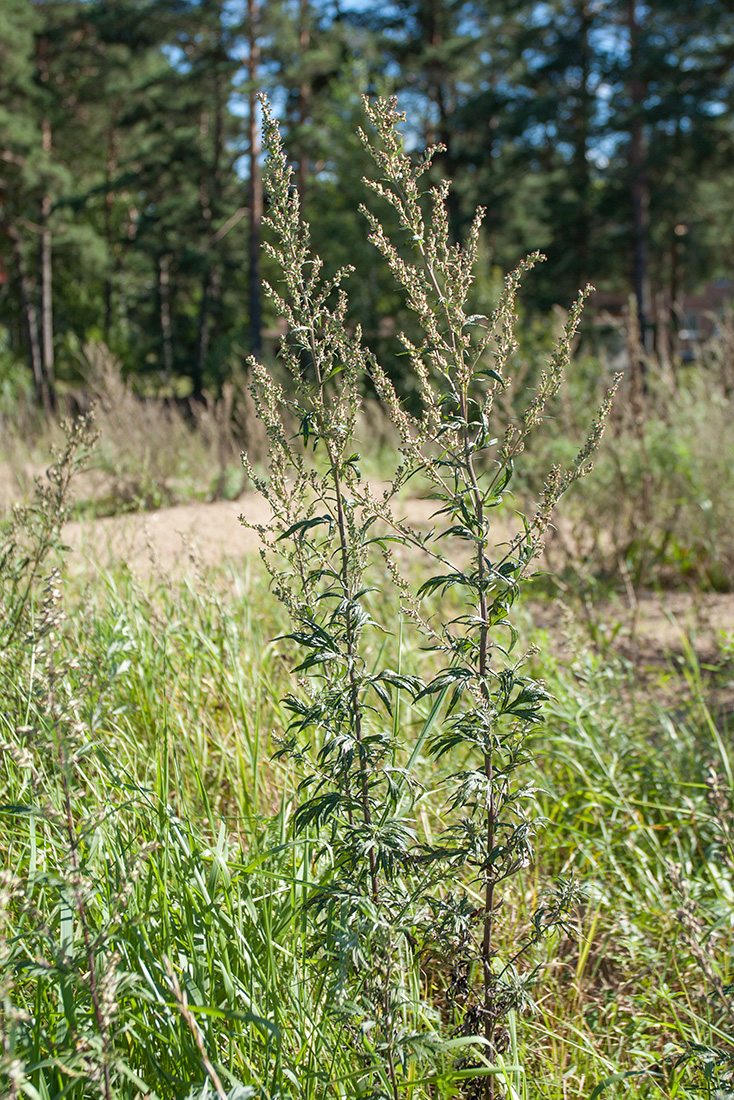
[1,0,732,401]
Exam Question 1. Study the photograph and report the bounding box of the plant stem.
[304,307,380,903]
[411,184,500,1081]
[383,955,399,1100]
[461,392,497,1097]
[331,453,380,902]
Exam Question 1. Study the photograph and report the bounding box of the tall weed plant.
[241,95,619,1097]
[2,96,641,1100]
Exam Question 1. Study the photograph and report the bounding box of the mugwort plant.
[242,95,619,1098]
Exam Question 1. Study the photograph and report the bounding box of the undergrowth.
[515,320,734,595]
[2,449,733,1098]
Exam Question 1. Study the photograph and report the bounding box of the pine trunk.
[196,106,213,396]
[628,0,651,352]
[39,116,55,407]
[427,0,460,237]
[159,254,174,376]
[571,0,592,288]
[104,127,119,340]
[247,0,262,358]
[196,72,225,395]
[297,0,311,203]
[6,224,47,411]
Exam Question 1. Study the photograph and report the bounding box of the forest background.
[1,0,733,410]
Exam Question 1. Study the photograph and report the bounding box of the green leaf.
[277,514,333,542]
[476,367,506,387]
[416,667,473,701]
[589,1070,657,1099]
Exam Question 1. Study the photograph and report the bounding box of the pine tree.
[598,0,734,340]
[0,0,51,407]
[507,0,601,300]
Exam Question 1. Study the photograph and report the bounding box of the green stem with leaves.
[246,92,619,1097]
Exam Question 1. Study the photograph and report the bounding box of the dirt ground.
[65,497,268,570]
[65,494,734,675]
[60,490,441,572]
[2,461,733,674]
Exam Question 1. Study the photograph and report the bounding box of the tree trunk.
[628,0,652,352]
[196,266,212,393]
[196,107,213,396]
[196,70,225,394]
[6,223,48,411]
[36,23,56,408]
[297,0,311,203]
[159,254,174,376]
[39,116,56,407]
[571,0,592,288]
[247,0,262,359]
[427,0,460,237]
[104,127,119,340]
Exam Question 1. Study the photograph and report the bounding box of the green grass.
[2,546,733,1099]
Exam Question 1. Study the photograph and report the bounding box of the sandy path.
[62,495,734,667]
[4,461,732,670]
[62,491,442,576]
[65,497,268,574]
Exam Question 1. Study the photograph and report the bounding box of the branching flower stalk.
[1,421,157,1099]
[357,97,620,1094]
[241,99,398,910]
[244,95,619,1096]
[0,412,96,655]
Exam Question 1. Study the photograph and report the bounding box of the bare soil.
[2,462,732,675]
[65,494,734,673]
[60,491,441,574]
